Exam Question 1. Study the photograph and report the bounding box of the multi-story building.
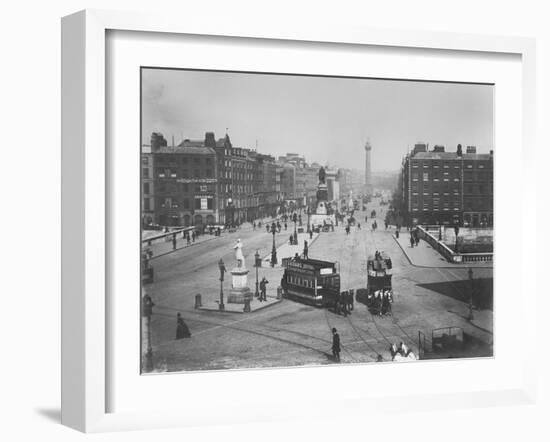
[400,143,493,226]
[142,135,219,227]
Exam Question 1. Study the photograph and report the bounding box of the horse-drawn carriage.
[356,251,393,315]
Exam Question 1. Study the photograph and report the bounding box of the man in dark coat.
[303,240,309,259]
[259,276,269,301]
[176,312,191,339]
[332,328,341,362]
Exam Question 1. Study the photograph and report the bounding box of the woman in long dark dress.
[176,312,191,339]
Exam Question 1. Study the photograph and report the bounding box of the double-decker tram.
[281,257,340,307]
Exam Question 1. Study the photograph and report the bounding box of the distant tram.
[281,257,340,307]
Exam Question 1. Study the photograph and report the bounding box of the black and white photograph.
[140,68,494,373]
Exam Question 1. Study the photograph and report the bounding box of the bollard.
[243,298,251,313]
[194,293,202,309]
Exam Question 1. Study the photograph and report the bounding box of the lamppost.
[292,212,298,244]
[227,197,235,227]
[270,222,278,266]
[307,206,311,233]
[467,267,474,321]
[218,258,226,311]
[254,250,260,297]
[142,292,154,372]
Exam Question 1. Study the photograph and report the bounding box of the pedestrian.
[186,233,191,245]
[396,229,399,238]
[309,229,313,240]
[415,234,420,246]
[260,276,269,301]
[357,222,361,230]
[142,292,155,319]
[175,312,191,339]
[172,235,177,250]
[192,231,196,242]
[303,240,309,259]
[284,222,287,231]
[253,221,256,230]
[266,224,270,233]
[348,288,354,311]
[277,221,281,233]
[332,328,341,362]
[410,235,415,248]
[289,234,293,245]
[340,291,348,317]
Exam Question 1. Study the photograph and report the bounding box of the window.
[194,158,200,164]
[200,185,207,192]
[423,172,429,181]
[207,199,214,210]
[143,198,150,211]
[143,183,150,194]
[183,199,189,209]
[142,168,149,178]
[206,169,213,178]
[194,199,201,209]
[142,157,148,165]
[194,170,200,178]
[181,169,189,178]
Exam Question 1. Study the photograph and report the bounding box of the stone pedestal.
[228,267,253,303]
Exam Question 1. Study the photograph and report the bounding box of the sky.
[141,68,494,172]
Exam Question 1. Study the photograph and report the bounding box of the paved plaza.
[142,200,493,372]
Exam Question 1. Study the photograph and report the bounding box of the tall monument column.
[364,141,372,195]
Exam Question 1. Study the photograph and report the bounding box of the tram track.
[332,224,387,361]
[361,212,419,351]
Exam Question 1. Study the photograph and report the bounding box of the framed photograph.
[62,9,537,432]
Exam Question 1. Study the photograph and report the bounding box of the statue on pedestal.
[233,239,245,268]
[228,238,252,304]
[319,167,326,185]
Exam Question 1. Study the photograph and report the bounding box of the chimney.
[150,132,167,152]
[413,143,427,154]
[466,146,477,154]
[204,132,216,148]
[490,150,494,155]
[456,144,463,157]
[433,145,445,152]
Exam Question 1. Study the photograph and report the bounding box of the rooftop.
[154,145,216,155]
[411,152,493,160]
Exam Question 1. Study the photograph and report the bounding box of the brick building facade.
[400,143,493,226]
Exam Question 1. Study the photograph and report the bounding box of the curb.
[391,235,493,270]
[198,297,283,314]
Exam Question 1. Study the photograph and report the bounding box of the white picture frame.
[61,9,537,433]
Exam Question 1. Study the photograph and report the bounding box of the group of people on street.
[334,289,354,316]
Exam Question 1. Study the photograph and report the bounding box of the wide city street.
[143,198,493,372]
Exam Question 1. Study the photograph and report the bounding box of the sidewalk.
[393,232,493,268]
[144,231,220,259]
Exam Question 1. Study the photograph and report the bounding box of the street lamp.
[270,222,278,266]
[218,258,226,311]
[254,250,260,297]
[292,212,298,244]
[307,206,311,233]
[467,267,474,321]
